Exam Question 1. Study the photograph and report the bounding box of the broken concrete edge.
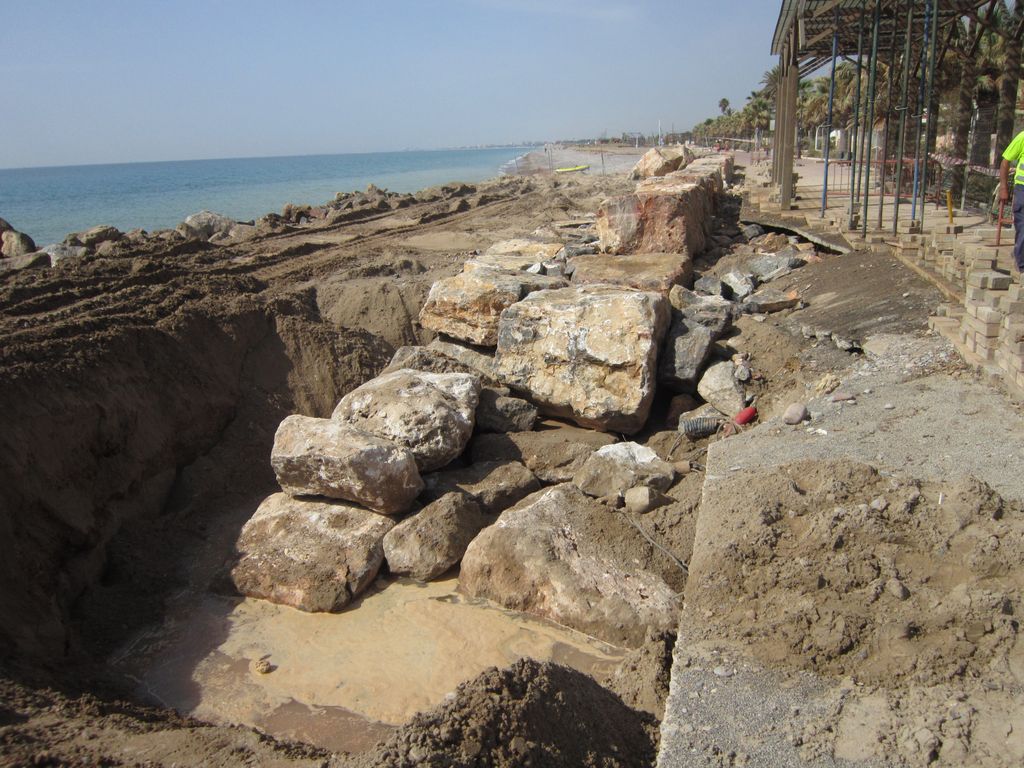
[738,215,851,256]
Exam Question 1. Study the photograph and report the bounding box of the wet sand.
[114,576,625,754]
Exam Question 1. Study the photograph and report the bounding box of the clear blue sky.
[1,0,779,168]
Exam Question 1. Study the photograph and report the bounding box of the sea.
[0,147,533,247]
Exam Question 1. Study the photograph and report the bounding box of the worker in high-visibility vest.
[998,130,1024,274]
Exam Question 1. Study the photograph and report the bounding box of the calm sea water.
[0,148,531,246]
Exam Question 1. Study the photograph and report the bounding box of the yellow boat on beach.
[554,164,589,173]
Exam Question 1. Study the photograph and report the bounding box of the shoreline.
[0,146,536,247]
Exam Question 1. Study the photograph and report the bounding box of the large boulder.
[177,210,237,240]
[421,460,541,515]
[68,225,121,248]
[0,252,49,271]
[460,484,680,646]
[658,312,720,392]
[482,238,564,261]
[230,493,394,612]
[271,415,423,514]
[470,425,617,483]
[383,492,487,581]
[331,369,480,472]
[629,145,694,179]
[668,285,735,336]
[569,252,693,294]
[696,360,746,417]
[419,267,566,346]
[596,168,721,255]
[572,442,675,498]
[1,229,36,258]
[426,339,500,384]
[381,345,488,380]
[475,388,537,433]
[746,252,805,282]
[743,288,800,314]
[495,285,670,434]
[42,243,88,265]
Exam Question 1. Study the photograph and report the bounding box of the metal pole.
[821,9,840,218]
[849,0,867,228]
[962,106,977,210]
[861,0,881,237]
[879,0,901,230]
[910,0,932,224]
[920,0,940,220]
[893,0,914,234]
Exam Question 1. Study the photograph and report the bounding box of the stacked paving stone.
[995,284,1024,385]
[959,262,1012,361]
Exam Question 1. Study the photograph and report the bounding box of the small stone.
[883,403,895,410]
[870,497,889,512]
[831,391,856,402]
[251,658,274,675]
[673,460,692,475]
[623,485,665,514]
[814,373,841,395]
[712,666,734,678]
[887,578,910,600]
[783,403,808,425]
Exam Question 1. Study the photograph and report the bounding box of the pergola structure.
[771,0,994,234]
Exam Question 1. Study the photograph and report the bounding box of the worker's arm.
[1000,158,1012,203]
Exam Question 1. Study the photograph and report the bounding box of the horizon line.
[0,143,544,173]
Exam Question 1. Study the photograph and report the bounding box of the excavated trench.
[0,175,670,764]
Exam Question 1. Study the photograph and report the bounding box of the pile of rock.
[231,153,790,647]
[0,218,43,271]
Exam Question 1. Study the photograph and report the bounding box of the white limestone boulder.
[569,252,693,295]
[332,369,481,472]
[573,442,676,498]
[231,492,395,612]
[629,145,694,179]
[459,484,680,646]
[271,415,423,514]
[419,266,567,346]
[495,285,669,434]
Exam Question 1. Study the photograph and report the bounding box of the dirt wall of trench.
[0,263,391,663]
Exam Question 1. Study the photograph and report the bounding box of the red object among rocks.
[733,406,757,425]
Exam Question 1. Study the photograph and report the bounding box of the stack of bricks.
[894,233,923,263]
[960,265,1012,361]
[928,230,958,272]
[941,240,969,284]
[996,291,1024,389]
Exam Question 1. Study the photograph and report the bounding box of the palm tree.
[719,98,731,115]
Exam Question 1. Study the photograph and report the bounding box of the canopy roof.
[772,0,994,73]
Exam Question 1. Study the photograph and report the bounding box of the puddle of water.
[114,575,624,754]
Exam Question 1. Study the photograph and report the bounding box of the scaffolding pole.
[893,0,915,235]
[920,0,940,220]
[910,0,933,224]
[848,0,867,229]
[820,9,840,219]
[861,0,881,237]
[878,0,901,230]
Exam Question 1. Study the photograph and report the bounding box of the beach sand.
[511,144,645,176]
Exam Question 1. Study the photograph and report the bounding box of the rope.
[621,509,690,576]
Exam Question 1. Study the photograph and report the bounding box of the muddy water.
[114,576,624,754]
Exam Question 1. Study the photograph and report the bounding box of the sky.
[0,0,779,168]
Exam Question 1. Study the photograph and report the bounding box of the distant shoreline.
[506,145,644,177]
[0,147,532,246]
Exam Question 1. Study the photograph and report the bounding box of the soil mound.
[688,459,1024,685]
[343,658,657,768]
